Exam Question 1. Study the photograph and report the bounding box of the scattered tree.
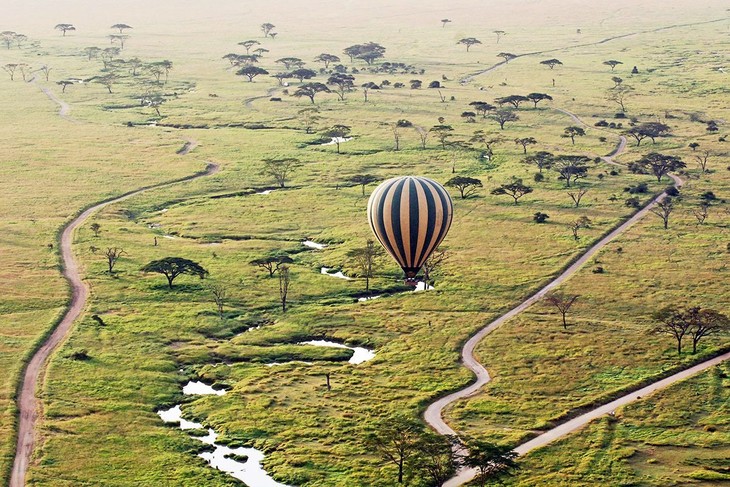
[2,63,18,81]
[103,247,125,273]
[207,282,228,318]
[441,19,452,28]
[554,155,590,186]
[514,137,537,154]
[493,109,519,130]
[236,65,268,82]
[95,73,118,93]
[262,158,298,187]
[469,101,496,118]
[526,92,553,108]
[39,65,52,81]
[457,37,482,52]
[83,46,102,60]
[141,257,208,289]
[649,197,675,229]
[491,177,533,204]
[290,68,317,82]
[567,187,589,207]
[569,215,592,240]
[422,246,449,289]
[606,84,633,112]
[633,152,685,182]
[298,106,321,134]
[100,47,120,69]
[446,176,483,199]
[55,24,76,36]
[415,126,429,149]
[314,53,340,69]
[415,432,457,487]
[276,57,304,70]
[108,34,129,49]
[346,239,383,292]
[392,119,412,150]
[327,73,355,100]
[238,40,260,54]
[695,150,710,173]
[497,52,517,63]
[603,60,623,71]
[493,30,506,44]
[563,126,586,145]
[540,58,563,69]
[278,265,291,312]
[322,124,351,153]
[90,222,101,237]
[523,151,554,173]
[249,253,294,277]
[111,23,132,34]
[545,293,580,328]
[533,211,550,223]
[692,203,709,224]
[361,81,379,101]
[365,416,423,484]
[348,174,379,196]
[293,82,330,103]
[495,94,529,109]
[686,308,730,354]
[430,124,454,149]
[611,76,623,88]
[460,439,520,487]
[261,23,275,38]
[651,307,693,354]
[57,80,74,93]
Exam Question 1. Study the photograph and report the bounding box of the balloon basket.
[404,278,419,287]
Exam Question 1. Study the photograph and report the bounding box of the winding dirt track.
[9,86,219,487]
[424,106,721,486]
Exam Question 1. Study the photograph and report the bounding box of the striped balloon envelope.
[367,176,453,280]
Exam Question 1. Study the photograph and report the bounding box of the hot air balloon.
[367,176,453,282]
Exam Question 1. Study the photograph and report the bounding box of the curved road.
[10,87,218,487]
[425,109,703,486]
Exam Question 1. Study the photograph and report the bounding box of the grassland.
[1,0,728,485]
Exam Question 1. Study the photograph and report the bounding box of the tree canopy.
[141,257,208,288]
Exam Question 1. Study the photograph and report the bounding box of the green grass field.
[1,0,728,485]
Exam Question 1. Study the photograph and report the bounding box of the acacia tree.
[607,84,633,112]
[491,178,533,204]
[603,60,623,71]
[523,151,554,173]
[569,216,591,240]
[650,198,675,229]
[103,247,125,273]
[415,432,457,486]
[430,125,454,149]
[457,37,482,52]
[361,81,379,101]
[290,68,317,82]
[496,95,529,109]
[446,176,482,199]
[441,19,452,28]
[348,174,379,195]
[250,253,293,277]
[497,52,517,63]
[545,293,580,328]
[365,416,423,484]
[96,73,118,93]
[392,119,412,150]
[540,58,563,69]
[298,106,321,134]
[1,32,16,50]
[563,126,586,144]
[294,82,330,103]
[261,23,275,38]
[108,34,129,49]
[322,124,351,153]
[686,308,729,354]
[459,439,519,487]
[493,30,506,43]
[2,63,18,81]
[695,150,710,173]
[354,42,386,64]
[207,282,228,318]
[612,76,623,88]
[422,246,449,289]
[57,80,74,93]
[262,158,298,187]
[38,65,52,81]
[634,153,685,182]
[514,137,537,154]
[554,155,590,186]
[314,53,340,69]
[651,307,693,354]
[346,239,383,292]
[141,257,208,289]
[278,265,291,312]
[493,109,519,129]
[327,73,355,100]
[469,101,496,118]
[236,65,268,82]
[567,187,589,207]
[238,40,260,54]
[83,46,101,60]
[100,47,120,69]
[276,57,304,70]
[526,92,553,108]
[415,126,429,149]
[55,24,76,36]
[111,23,132,33]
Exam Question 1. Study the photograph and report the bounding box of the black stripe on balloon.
[408,178,420,267]
[373,178,401,261]
[419,179,449,266]
[415,179,438,267]
[430,180,452,253]
[389,178,408,268]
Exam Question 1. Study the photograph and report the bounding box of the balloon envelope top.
[367,176,453,279]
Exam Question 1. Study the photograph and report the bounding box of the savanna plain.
[0,0,728,486]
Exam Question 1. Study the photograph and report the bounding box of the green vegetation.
[1,1,728,485]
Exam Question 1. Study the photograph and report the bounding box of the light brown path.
[10,159,218,487]
[425,108,695,486]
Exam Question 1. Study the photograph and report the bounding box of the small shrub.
[533,173,545,183]
[665,186,680,197]
[533,212,550,223]
[625,197,640,208]
[609,170,619,176]
[592,266,604,274]
[700,191,717,201]
[598,136,607,142]
[428,80,441,88]
[595,120,608,127]
[615,112,627,119]
[624,182,649,194]
[68,350,91,361]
